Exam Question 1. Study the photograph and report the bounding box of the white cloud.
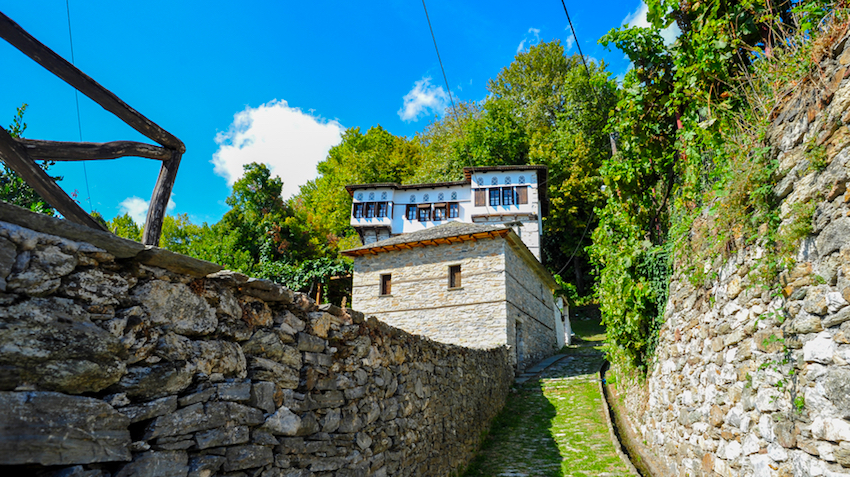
[622,2,680,45]
[397,77,449,122]
[516,27,541,54]
[212,100,344,200]
[565,26,575,52]
[120,196,176,225]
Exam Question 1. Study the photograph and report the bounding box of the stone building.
[342,222,564,372]
[345,165,548,260]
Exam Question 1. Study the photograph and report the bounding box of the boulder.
[132,280,217,336]
[0,391,131,465]
[0,298,126,393]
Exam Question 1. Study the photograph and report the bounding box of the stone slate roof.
[341,221,510,255]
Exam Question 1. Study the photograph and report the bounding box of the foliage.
[1,104,60,215]
[591,0,838,371]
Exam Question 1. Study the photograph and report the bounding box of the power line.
[420,0,473,170]
[65,0,93,213]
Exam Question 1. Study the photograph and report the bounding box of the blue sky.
[0,1,666,225]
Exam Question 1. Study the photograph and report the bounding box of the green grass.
[463,313,632,477]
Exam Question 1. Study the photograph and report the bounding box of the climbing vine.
[592,0,846,371]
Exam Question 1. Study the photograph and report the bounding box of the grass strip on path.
[463,311,634,477]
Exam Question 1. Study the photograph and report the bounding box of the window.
[474,189,486,206]
[381,192,387,200]
[380,274,392,296]
[505,176,511,185]
[418,206,430,222]
[448,265,461,289]
[409,194,416,203]
[353,203,364,218]
[438,193,444,201]
[451,191,457,200]
[434,206,446,221]
[517,186,528,204]
[406,205,416,220]
[423,194,430,202]
[491,176,498,185]
[377,202,388,218]
[502,187,514,206]
[489,188,500,206]
[518,175,525,184]
[449,203,459,218]
[366,203,376,218]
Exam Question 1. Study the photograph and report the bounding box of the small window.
[448,265,461,289]
[423,194,430,202]
[377,202,388,218]
[517,186,528,204]
[438,193,444,201]
[381,192,387,200]
[380,274,392,296]
[406,205,417,220]
[505,176,511,185]
[502,187,514,206]
[366,203,376,218]
[418,207,430,222]
[489,188,500,206]
[491,176,498,185]
[476,177,483,186]
[409,194,416,203]
[518,175,525,184]
[448,203,459,218]
[368,192,375,200]
[434,206,446,221]
[353,203,364,218]
[357,193,363,200]
[451,191,457,200]
[474,189,485,207]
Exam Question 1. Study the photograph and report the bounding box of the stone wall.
[0,206,514,477]
[630,31,850,477]
[504,241,558,369]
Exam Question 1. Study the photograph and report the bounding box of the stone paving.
[463,344,635,477]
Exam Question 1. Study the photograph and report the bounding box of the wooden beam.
[0,127,107,231]
[142,151,182,245]
[20,139,171,162]
[0,13,185,153]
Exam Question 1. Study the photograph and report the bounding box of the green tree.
[1,104,60,215]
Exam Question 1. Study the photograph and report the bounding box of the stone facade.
[349,226,561,372]
[626,31,850,477]
[0,207,514,477]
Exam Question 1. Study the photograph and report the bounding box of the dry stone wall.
[633,32,850,477]
[0,210,513,477]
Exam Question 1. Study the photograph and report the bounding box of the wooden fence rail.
[0,11,185,245]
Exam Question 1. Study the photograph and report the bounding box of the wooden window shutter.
[449,265,461,288]
[381,274,392,295]
[517,186,528,204]
[474,189,485,206]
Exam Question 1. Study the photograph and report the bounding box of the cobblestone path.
[463,345,635,477]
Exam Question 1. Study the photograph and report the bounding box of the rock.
[240,296,273,327]
[803,332,836,363]
[195,425,250,449]
[193,340,247,377]
[146,401,262,440]
[136,247,223,277]
[223,445,274,472]
[297,333,325,352]
[817,216,850,257]
[836,444,850,468]
[188,455,226,477]
[114,450,188,477]
[791,311,824,334]
[218,381,251,401]
[812,416,850,442]
[133,280,217,336]
[119,396,178,423]
[243,330,291,362]
[774,420,796,448]
[0,297,126,393]
[250,382,280,414]
[61,269,129,305]
[825,368,850,418]
[243,278,294,303]
[0,391,131,465]
[803,286,830,315]
[0,236,16,292]
[51,465,107,477]
[6,245,77,296]
[823,306,850,328]
[249,357,299,389]
[263,406,302,436]
[109,362,193,400]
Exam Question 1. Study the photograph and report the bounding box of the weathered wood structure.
[0,11,184,245]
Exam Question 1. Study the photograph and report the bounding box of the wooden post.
[0,13,185,153]
[0,127,106,231]
[142,150,182,246]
